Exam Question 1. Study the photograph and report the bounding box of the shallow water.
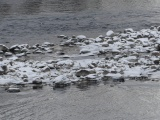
[1,81,160,120]
[0,0,160,45]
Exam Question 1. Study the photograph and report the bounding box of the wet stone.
[113,77,125,82]
[102,76,112,81]
[0,44,9,52]
[154,60,159,65]
[53,82,70,89]
[0,65,7,75]
[23,78,28,82]
[33,85,43,89]
[76,69,95,77]
[32,80,42,84]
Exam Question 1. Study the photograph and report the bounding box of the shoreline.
[0,26,160,92]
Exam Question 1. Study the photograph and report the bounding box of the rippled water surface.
[1,0,160,44]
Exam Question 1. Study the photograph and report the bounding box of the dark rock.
[32,80,42,84]
[57,52,65,55]
[99,50,106,55]
[103,70,109,75]
[137,34,143,38]
[72,35,76,39]
[0,57,3,61]
[154,60,159,65]
[156,44,160,51]
[157,26,160,31]
[33,85,43,89]
[135,63,141,66]
[113,77,125,82]
[63,36,69,39]
[54,82,70,88]
[111,71,117,74]
[0,44,9,52]
[150,26,155,30]
[102,76,112,81]
[105,57,110,60]
[23,78,28,82]
[0,65,7,75]
[9,45,20,54]
[75,69,95,77]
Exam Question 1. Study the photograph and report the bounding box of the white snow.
[106,30,114,37]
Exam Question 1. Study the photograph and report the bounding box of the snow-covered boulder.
[106,30,114,37]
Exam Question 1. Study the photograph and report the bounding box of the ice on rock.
[41,66,50,72]
[126,37,134,42]
[56,60,74,67]
[36,62,47,68]
[150,30,158,37]
[5,52,12,56]
[95,37,103,43]
[0,76,21,84]
[101,42,109,47]
[80,43,102,54]
[136,38,150,47]
[156,39,160,44]
[106,30,114,37]
[113,36,120,42]
[53,75,71,88]
[21,48,29,52]
[102,73,123,82]
[125,28,134,33]
[8,87,20,92]
[125,56,138,62]
[120,33,128,38]
[106,73,122,79]
[76,35,86,40]
[111,49,120,54]
[123,66,149,78]
[43,42,54,47]
[85,74,99,82]
[8,56,19,61]
[74,59,99,69]
[126,41,135,48]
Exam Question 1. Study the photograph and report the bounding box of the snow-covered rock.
[106,30,114,37]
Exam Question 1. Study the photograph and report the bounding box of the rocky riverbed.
[1,27,160,92]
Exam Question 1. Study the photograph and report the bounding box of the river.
[1,1,160,120]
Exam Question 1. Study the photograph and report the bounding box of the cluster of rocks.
[1,26,160,92]
[0,42,55,59]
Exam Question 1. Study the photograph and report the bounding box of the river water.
[1,81,160,120]
[0,0,160,45]
[1,1,160,119]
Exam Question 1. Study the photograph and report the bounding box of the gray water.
[1,81,160,120]
[1,1,160,119]
[1,0,160,45]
